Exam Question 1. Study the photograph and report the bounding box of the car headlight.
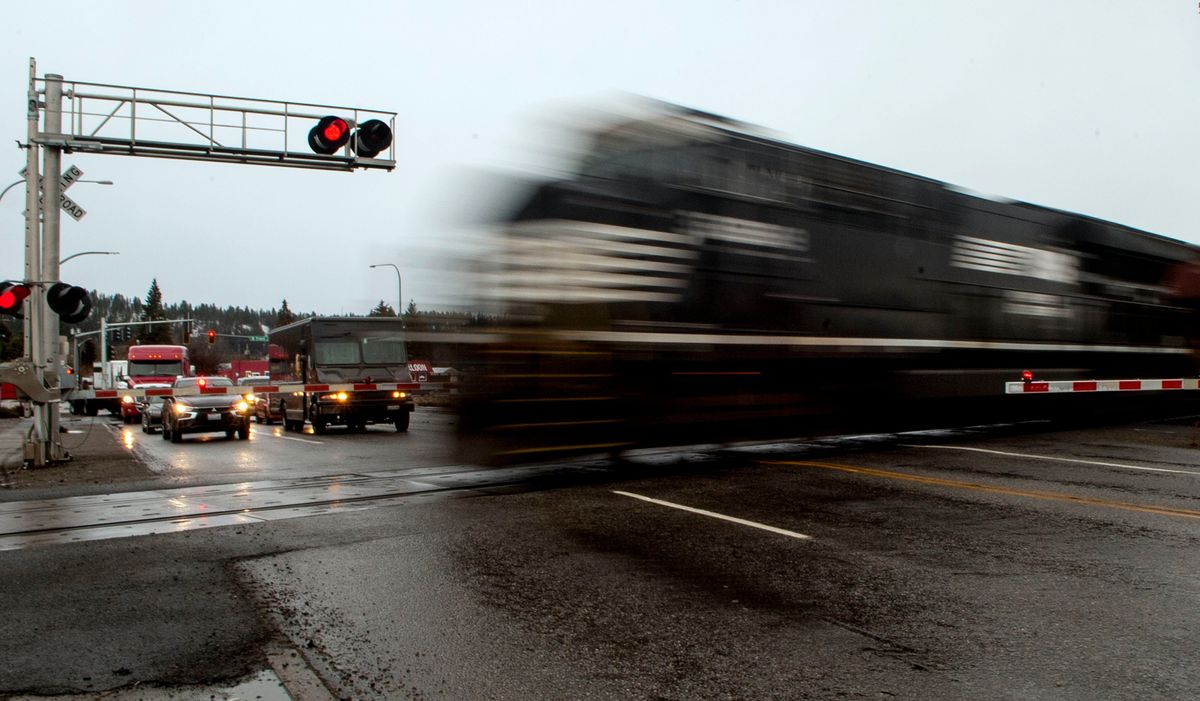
[392,391,407,399]
[234,401,249,413]
[320,391,349,402]
[243,392,256,403]
[173,403,192,415]
[121,395,135,405]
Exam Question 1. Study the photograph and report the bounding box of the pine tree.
[276,299,296,326]
[369,300,397,317]
[138,279,172,344]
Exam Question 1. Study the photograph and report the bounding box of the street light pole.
[369,263,402,315]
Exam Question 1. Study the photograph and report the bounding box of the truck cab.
[120,345,191,423]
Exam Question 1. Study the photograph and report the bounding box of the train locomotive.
[456,103,1200,464]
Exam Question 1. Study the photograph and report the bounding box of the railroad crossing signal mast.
[2,58,397,466]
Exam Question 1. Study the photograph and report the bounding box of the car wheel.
[394,412,410,432]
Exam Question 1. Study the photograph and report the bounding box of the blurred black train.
[456,103,1200,463]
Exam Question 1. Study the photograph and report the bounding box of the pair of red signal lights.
[308,116,392,159]
[0,281,92,323]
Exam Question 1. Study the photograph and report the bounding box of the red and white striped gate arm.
[62,381,423,401]
[1006,378,1200,394]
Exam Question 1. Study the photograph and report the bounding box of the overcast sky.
[4,1,1199,316]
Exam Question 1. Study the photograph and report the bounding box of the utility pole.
[38,73,66,462]
[22,59,47,464]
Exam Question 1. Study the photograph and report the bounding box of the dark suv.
[162,376,252,443]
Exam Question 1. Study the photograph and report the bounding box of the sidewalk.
[0,410,153,491]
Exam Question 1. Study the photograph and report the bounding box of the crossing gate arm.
[63,381,424,401]
[1005,378,1200,394]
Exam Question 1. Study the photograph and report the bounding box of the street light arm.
[369,263,403,314]
[61,251,119,265]
[0,179,23,204]
[1,178,112,206]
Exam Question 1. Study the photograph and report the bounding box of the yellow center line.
[765,460,1200,521]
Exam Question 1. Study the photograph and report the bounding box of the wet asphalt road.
[123,408,461,486]
[2,412,1200,699]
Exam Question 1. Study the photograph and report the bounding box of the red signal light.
[308,116,352,155]
[0,282,31,317]
[198,378,207,388]
[323,119,348,142]
[1021,370,1034,383]
[207,330,216,344]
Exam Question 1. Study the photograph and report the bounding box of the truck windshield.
[313,334,406,365]
[128,360,183,377]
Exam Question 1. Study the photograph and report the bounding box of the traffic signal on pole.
[0,281,32,317]
[308,116,392,158]
[46,283,92,324]
[308,116,350,155]
[207,330,216,344]
[352,119,392,158]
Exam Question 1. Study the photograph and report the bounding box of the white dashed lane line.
[613,490,813,540]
